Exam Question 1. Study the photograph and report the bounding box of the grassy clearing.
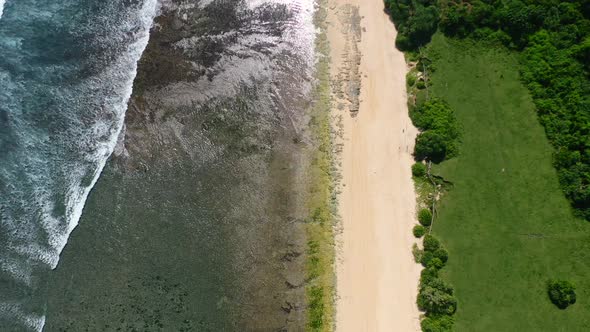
[425,34,590,331]
[304,1,336,331]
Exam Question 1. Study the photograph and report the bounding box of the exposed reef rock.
[44,1,315,330]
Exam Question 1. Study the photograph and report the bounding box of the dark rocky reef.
[44,1,314,330]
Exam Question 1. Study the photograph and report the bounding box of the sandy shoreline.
[327,0,422,330]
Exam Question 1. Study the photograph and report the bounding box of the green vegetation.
[417,283,457,315]
[405,34,460,329]
[433,247,448,264]
[411,99,460,163]
[413,243,424,262]
[415,132,447,163]
[384,0,439,50]
[386,0,590,220]
[418,208,433,227]
[521,31,590,220]
[387,1,590,329]
[305,2,335,330]
[413,162,427,177]
[414,232,457,328]
[423,234,440,251]
[414,225,427,238]
[421,314,454,332]
[548,280,577,309]
[420,35,590,331]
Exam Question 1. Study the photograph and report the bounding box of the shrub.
[417,80,427,89]
[412,243,424,263]
[413,225,427,238]
[416,58,433,74]
[410,99,460,142]
[423,234,441,252]
[433,247,449,263]
[547,280,576,309]
[420,267,439,285]
[421,314,454,332]
[406,51,420,62]
[395,33,412,50]
[426,278,454,295]
[421,251,434,267]
[407,73,417,87]
[417,286,457,315]
[418,208,433,226]
[412,162,427,177]
[427,257,445,269]
[415,131,448,163]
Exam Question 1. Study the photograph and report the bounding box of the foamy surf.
[0,0,159,330]
[47,0,160,263]
[31,0,321,329]
[0,304,45,331]
[0,0,159,272]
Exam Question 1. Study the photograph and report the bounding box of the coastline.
[327,0,422,330]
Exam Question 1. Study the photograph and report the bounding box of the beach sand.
[327,0,422,330]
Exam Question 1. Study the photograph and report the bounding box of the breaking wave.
[0,0,158,329]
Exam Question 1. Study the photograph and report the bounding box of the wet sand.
[327,0,422,330]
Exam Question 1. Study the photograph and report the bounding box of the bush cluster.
[547,279,576,309]
[416,234,456,330]
[411,99,460,163]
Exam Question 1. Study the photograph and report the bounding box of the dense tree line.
[386,0,590,220]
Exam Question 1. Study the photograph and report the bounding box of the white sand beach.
[327,0,422,330]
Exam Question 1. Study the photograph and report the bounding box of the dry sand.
[327,0,422,330]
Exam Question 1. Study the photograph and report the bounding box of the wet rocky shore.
[42,1,317,330]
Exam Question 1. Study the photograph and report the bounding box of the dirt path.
[327,0,422,330]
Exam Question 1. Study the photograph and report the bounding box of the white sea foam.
[0,304,45,331]
[45,0,160,267]
[0,0,6,19]
[1,2,158,328]
[0,259,32,287]
[0,1,159,289]
[0,5,159,331]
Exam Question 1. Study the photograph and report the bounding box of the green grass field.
[426,34,590,331]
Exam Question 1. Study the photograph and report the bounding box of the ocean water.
[1,0,318,330]
[0,0,157,329]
